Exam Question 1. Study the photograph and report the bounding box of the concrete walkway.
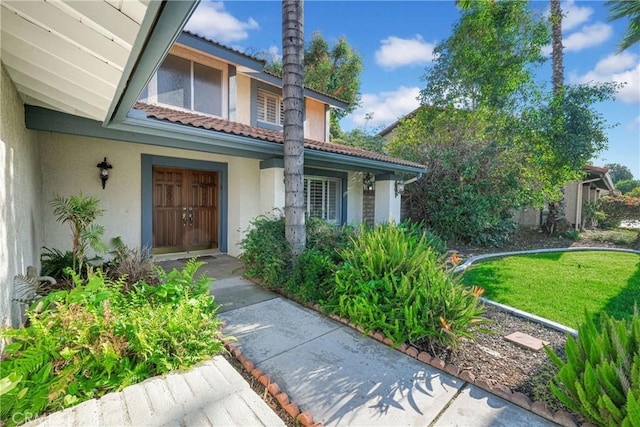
[24,255,558,426]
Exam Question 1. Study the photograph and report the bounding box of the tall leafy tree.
[421,0,549,111]
[304,32,363,138]
[282,0,306,256]
[391,0,617,244]
[605,163,634,183]
[265,32,363,139]
[606,0,640,52]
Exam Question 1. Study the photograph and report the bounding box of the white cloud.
[266,45,281,63]
[571,52,640,104]
[563,22,612,52]
[185,1,259,43]
[561,0,593,31]
[349,86,421,128]
[374,35,436,69]
[626,116,640,131]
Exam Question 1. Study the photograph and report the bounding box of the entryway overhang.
[0,0,198,124]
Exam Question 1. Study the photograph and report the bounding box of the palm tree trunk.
[282,0,306,257]
[543,0,570,234]
[551,0,563,96]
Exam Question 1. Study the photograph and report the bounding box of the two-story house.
[1,1,424,328]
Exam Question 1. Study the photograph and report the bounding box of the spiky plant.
[546,309,640,426]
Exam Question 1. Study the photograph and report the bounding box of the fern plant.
[1,264,224,426]
[546,310,640,426]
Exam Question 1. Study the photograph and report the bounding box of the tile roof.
[134,102,425,169]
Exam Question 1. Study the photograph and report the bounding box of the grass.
[460,251,640,328]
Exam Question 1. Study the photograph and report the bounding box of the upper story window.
[304,176,341,223]
[141,54,223,117]
[257,89,284,126]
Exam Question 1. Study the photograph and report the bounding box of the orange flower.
[450,251,461,265]
[439,316,451,330]
[472,285,485,297]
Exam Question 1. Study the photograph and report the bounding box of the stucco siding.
[564,182,579,227]
[305,98,326,142]
[236,74,252,126]
[347,172,363,224]
[39,134,261,258]
[1,65,43,330]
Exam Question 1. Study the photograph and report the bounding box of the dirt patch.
[420,305,572,413]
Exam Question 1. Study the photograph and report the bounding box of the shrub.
[286,249,337,303]
[0,261,223,426]
[546,310,640,426]
[615,179,640,195]
[240,215,291,288]
[629,187,640,198]
[106,237,158,291]
[325,223,486,348]
[285,218,357,302]
[600,195,640,228]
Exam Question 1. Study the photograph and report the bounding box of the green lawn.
[459,251,640,328]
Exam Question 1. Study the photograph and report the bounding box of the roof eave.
[120,114,423,174]
[106,0,200,126]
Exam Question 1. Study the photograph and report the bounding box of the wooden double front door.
[153,167,219,254]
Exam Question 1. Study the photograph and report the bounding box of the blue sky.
[185,0,640,178]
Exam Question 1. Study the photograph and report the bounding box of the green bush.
[240,215,292,288]
[285,218,357,302]
[325,223,486,347]
[600,195,640,228]
[241,216,357,300]
[286,248,337,303]
[0,261,224,426]
[615,179,640,195]
[546,310,640,427]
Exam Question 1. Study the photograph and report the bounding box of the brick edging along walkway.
[223,340,319,427]
[237,277,583,427]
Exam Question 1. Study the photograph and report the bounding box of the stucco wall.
[304,98,326,142]
[236,74,252,126]
[39,133,261,257]
[346,172,363,224]
[564,182,579,227]
[1,65,43,330]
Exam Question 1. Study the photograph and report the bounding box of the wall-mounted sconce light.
[395,175,422,197]
[96,157,112,189]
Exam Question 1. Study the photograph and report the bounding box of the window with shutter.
[257,89,283,126]
[304,176,341,223]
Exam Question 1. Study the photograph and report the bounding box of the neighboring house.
[0,1,424,329]
[514,165,615,230]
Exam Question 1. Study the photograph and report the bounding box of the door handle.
[188,207,193,227]
[182,207,187,227]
